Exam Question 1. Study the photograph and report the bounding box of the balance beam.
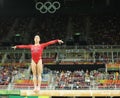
[20,90,120,96]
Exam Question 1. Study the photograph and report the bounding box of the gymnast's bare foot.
[36,86,40,92]
[33,87,37,93]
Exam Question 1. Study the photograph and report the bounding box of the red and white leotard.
[16,39,58,64]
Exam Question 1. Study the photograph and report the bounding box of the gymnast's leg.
[31,60,37,92]
[36,59,43,91]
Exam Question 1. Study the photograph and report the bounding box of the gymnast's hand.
[58,40,64,44]
[11,46,16,50]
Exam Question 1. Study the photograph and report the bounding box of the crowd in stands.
[1,14,120,45]
[0,63,29,89]
[1,13,120,90]
[6,53,22,63]
[0,17,15,42]
[71,15,85,35]
[31,15,68,43]
[53,69,120,90]
[0,52,120,90]
[0,66,13,85]
[90,14,120,45]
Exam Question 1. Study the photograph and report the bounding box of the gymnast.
[12,35,63,92]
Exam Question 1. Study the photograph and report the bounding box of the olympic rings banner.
[35,1,61,14]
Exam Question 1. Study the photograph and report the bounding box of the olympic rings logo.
[35,1,61,14]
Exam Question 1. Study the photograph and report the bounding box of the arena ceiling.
[0,0,120,16]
